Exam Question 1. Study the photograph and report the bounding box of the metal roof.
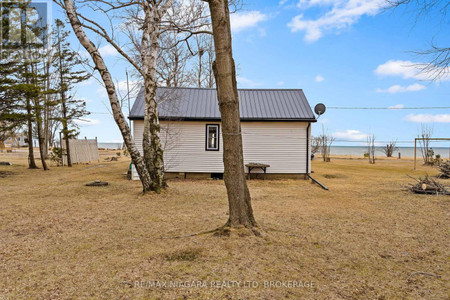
[129,87,316,122]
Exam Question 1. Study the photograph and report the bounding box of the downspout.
[306,122,311,174]
[306,121,329,191]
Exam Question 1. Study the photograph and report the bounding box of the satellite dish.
[314,103,326,116]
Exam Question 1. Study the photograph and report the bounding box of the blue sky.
[52,0,449,146]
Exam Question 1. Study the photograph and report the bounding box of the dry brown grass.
[0,151,448,299]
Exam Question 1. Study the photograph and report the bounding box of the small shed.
[129,87,317,179]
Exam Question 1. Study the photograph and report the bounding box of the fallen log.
[407,175,450,195]
[437,160,450,179]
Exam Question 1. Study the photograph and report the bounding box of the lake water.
[330,146,450,158]
[98,143,123,150]
[96,142,450,158]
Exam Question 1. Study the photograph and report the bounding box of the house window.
[206,124,220,151]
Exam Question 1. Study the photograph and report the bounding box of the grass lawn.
[0,151,448,299]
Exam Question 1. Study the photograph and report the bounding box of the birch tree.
[59,0,153,192]
[57,0,211,192]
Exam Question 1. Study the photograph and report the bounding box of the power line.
[326,106,450,110]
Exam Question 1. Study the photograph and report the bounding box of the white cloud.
[288,0,385,42]
[333,129,368,141]
[237,77,262,88]
[404,114,450,123]
[376,83,426,94]
[279,0,288,5]
[75,118,101,127]
[388,104,404,109]
[99,44,118,57]
[375,60,450,81]
[231,11,268,33]
[297,0,342,8]
[277,81,285,86]
[315,75,324,82]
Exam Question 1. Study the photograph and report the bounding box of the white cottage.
[129,87,317,179]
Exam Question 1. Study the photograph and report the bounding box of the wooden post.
[414,138,417,170]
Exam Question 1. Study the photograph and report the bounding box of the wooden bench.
[245,163,270,180]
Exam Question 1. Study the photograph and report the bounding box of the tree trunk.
[43,104,49,158]
[35,105,49,170]
[207,0,256,228]
[31,62,49,171]
[26,98,38,169]
[142,82,166,193]
[63,0,153,192]
[25,59,38,169]
[42,57,51,159]
[61,100,72,167]
[141,6,166,193]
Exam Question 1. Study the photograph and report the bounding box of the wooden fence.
[61,138,99,166]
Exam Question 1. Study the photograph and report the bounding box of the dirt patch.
[85,164,108,170]
[0,171,14,178]
[322,173,347,179]
[165,248,203,262]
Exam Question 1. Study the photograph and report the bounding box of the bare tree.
[58,0,212,192]
[206,0,257,229]
[418,124,434,165]
[387,0,450,81]
[157,32,192,87]
[367,134,376,164]
[311,136,321,155]
[382,140,398,157]
[156,0,214,89]
[189,34,215,88]
[318,125,334,162]
[59,0,153,192]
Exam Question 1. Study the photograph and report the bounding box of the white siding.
[133,120,310,174]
